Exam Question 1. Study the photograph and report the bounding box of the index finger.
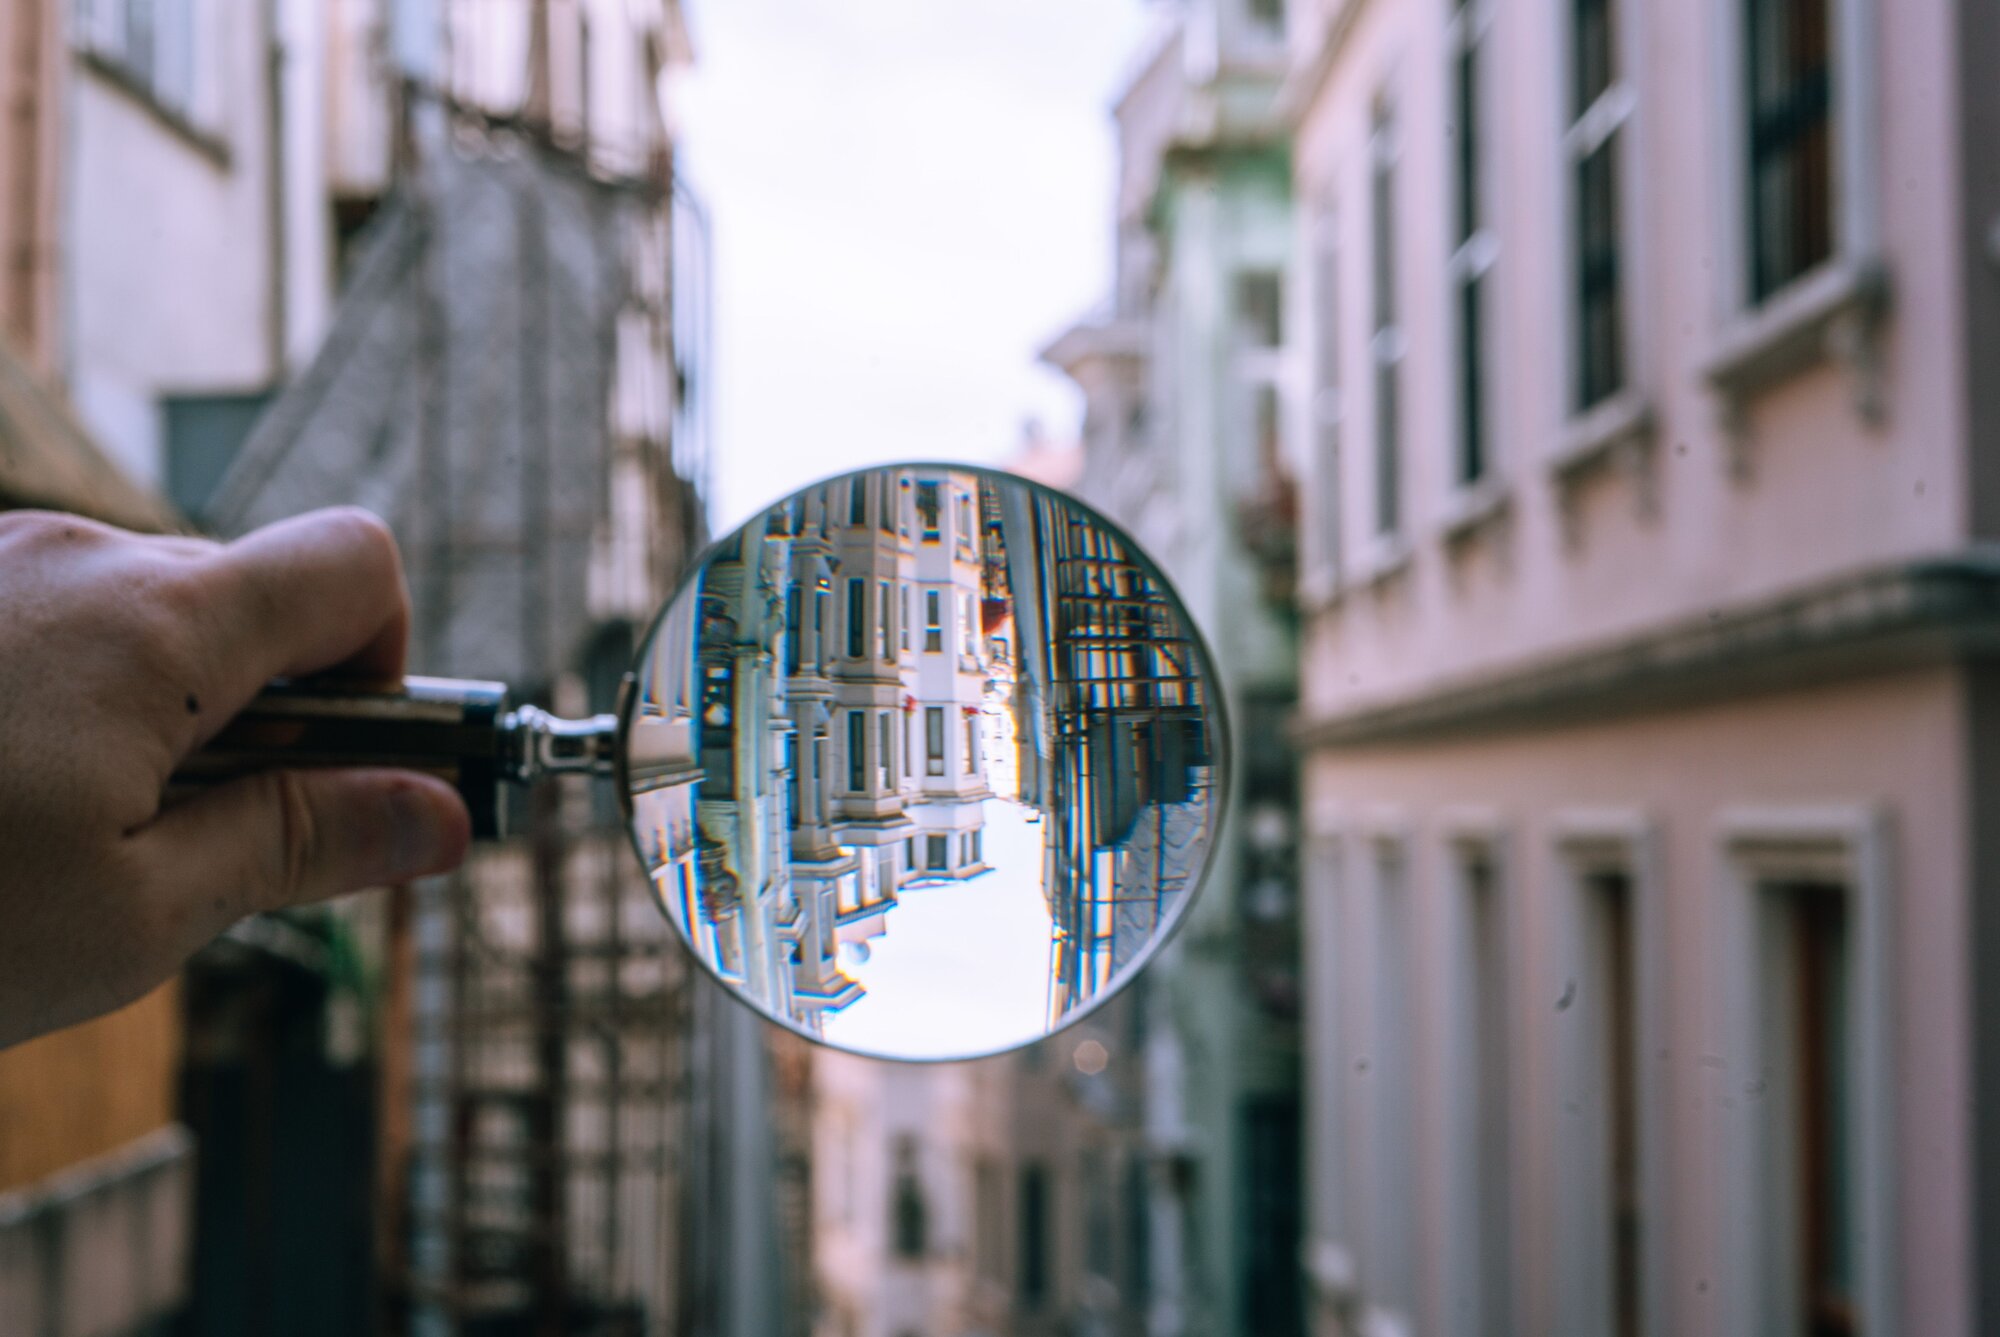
[200,507,413,716]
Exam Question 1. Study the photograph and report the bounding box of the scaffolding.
[1031,494,1212,1021]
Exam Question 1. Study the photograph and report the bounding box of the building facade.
[1046,4,1306,1334]
[63,0,337,513]
[1287,0,2000,1334]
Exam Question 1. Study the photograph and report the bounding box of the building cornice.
[1296,553,2000,749]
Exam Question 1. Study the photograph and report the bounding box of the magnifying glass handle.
[173,676,619,840]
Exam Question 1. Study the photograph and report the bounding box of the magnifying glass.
[177,464,1229,1061]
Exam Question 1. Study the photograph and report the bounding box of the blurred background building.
[1043,3,1305,1334]
[18,0,2000,1334]
[1286,0,2000,1335]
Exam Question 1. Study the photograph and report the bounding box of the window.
[957,493,975,555]
[1019,1163,1050,1308]
[878,711,893,788]
[970,830,981,864]
[785,586,803,676]
[965,713,979,774]
[846,579,865,659]
[1366,839,1417,1315]
[1247,0,1284,29]
[976,1160,1004,1280]
[901,584,912,652]
[1236,271,1284,349]
[880,473,897,533]
[815,588,829,668]
[1568,0,1633,411]
[1448,0,1497,485]
[927,834,948,871]
[786,734,800,830]
[1766,880,1857,1334]
[925,591,943,654]
[962,593,978,656]
[1455,849,1512,1335]
[1745,0,1833,302]
[847,710,866,792]
[926,707,945,776]
[880,579,893,660]
[1083,1151,1113,1282]
[917,482,942,541]
[163,393,271,522]
[1243,1099,1305,1336]
[1310,208,1344,586]
[813,731,828,824]
[849,477,868,526]
[891,1136,928,1260]
[1125,1154,1151,1300]
[74,0,218,135]
[1369,97,1405,538]
[1233,268,1289,515]
[1584,869,1642,1337]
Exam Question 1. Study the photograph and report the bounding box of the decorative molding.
[1439,476,1512,550]
[1355,530,1414,591]
[1296,552,2000,748]
[1704,258,1891,478]
[1551,392,1656,550]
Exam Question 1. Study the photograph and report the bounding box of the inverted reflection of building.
[1011,489,1211,1023]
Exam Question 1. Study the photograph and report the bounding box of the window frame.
[1445,0,1501,497]
[1437,813,1517,1337]
[1703,0,1884,433]
[846,709,867,793]
[1365,91,1409,564]
[1712,806,1893,1337]
[1549,808,1666,1337]
[1303,196,1345,606]
[925,706,945,776]
[1358,823,1418,1325]
[1552,0,1658,482]
[846,578,866,660]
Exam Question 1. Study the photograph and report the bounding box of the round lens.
[622,465,1227,1060]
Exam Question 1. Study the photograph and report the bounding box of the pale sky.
[823,797,1055,1060]
[677,0,1153,532]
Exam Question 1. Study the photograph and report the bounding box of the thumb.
[136,768,470,939]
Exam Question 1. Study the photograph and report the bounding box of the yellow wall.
[0,982,182,1192]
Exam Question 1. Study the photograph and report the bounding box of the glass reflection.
[625,467,1221,1060]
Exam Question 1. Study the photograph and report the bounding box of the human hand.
[0,507,471,1050]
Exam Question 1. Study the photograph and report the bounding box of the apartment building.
[1047,4,1306,1333]
[1287,0,1999,1334]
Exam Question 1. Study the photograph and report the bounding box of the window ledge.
[79,51,232,170]
[1552,390,1653,478]
[1355,532,1413,589]
[1298,564,1344,615]
[1439,476,1511,547]
[1703,258,1890,467]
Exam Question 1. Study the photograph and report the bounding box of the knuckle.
[0,509,112,552]
[321,506,402,580]
[265,770,320,904]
